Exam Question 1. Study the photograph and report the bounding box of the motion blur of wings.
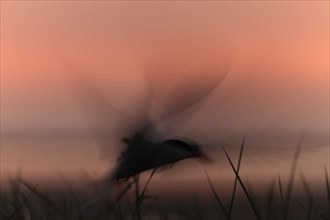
[65,67,155,160]
[64,37,235,169]
[67,68,230,161]
[63,54,323,178]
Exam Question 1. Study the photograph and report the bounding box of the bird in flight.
[68,67,228,183]
[110,124,210,182]
[102,71,226,182]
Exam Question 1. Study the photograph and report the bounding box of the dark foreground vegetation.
[1,139,329,220]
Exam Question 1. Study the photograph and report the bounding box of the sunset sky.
[1,1,329,190]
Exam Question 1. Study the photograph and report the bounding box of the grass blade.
[265,180,275,220]
[223,148,262,220]
[132,167,158,220]
[325,167,330,215]
[205,170,228,218]
[278,176,285,219]
[283,132,305,220]
[300,173,313,220]
[7,184,36,220]
[228,137,245,219]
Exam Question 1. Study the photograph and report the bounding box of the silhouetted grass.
[1,137,329,220]
[278,175,285,218]
[325,167,330,220]
[132,166,158,220]
[227,137,245,219]
[265,180,275,220]
[223,146,262,220]
[205,170,228,218]
[283,132,305,220]
[299,173,313,220]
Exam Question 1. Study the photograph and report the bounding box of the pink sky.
[1,1,329,187]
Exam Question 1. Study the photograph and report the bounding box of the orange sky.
[1,1,329,186]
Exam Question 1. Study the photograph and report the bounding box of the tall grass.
[1,137,329,220]
[132,166,158,220]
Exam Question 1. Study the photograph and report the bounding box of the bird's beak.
[196,152,212,163]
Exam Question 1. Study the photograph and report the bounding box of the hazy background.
[1,1,329,196]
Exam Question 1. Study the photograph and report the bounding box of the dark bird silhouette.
[110,125,210,181]
[66,66,229,183]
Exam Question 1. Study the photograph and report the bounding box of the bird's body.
[110,126,209,181]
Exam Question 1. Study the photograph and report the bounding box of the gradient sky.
[1,1,329,188]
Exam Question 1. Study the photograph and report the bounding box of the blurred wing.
[161,72,228,121]
[151,70,230,138]
[65,67,155,161]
